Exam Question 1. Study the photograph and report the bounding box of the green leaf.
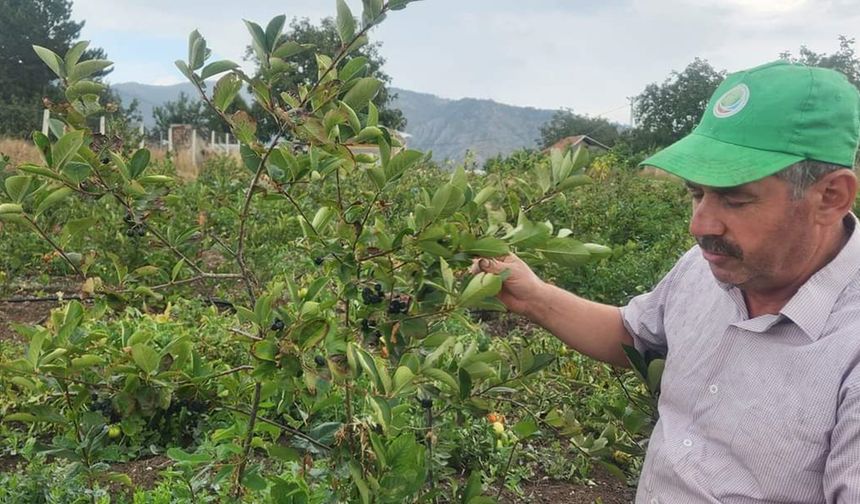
[535,238,590,267]
[367,101,379,127]
[4,176,33,203]
[647,358,665,395]
[473,186,496,206]
[35,186,72,216]
[340,56,368,82]
[245,20,268,63]
[32,45,64,78]
[272,41,312,59]
[557,174,591,191]
[621,344,648,384]
[512,417,539,439]
[213,73,242,111]
[265,15,286,51]
[17,164,59,180]
[200,60,238,80]
[64,41,89,69]
[342,77,381,111]
[462,236,509,257]
[422,367,459,395]
[458,367,472,400]
[440,257,454,291]
[240,144,262,174]
[430,183,465,220]
[53,130,84,171]
[584,242,612,260]
[385,149,422,180]
[128,149,150,179]
[393,366,415,392]
[267,444,300,462]
[349,462,371,504]
[231,110,257,145]
[174,59,191,80]
[503,212,551,249]
[336,0,356,44]
[458,273,502,308]
[71,354,104,369]
[65,80,105,102]
[187,30,207,71]
[68,59,112,82]
[131,344,160,374]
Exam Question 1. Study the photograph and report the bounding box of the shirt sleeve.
[824,379,860,503]
[619,247,698,356]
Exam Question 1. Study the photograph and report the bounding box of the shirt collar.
[778,213,860,341]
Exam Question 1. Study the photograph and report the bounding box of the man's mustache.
[697,235,743,259]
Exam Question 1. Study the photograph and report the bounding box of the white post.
[41,109,50,136]
[167,127,173,152]
[139,124,145,149]
[225,133,230,148]
[211,130,216,147]
[191,129,198,167]
[99,116,106,134]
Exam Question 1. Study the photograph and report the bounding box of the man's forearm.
[523,282,634,367]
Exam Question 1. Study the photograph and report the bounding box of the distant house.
[546,135,610,156]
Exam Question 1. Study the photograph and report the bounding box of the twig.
[234,381,262,496]
[24,216,84,279]
[220,405,332,452]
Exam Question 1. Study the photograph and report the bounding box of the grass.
[0,138,41,167]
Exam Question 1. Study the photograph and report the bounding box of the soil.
[106,455,172,497]
[0,299,55,344]
[499,466,636,503]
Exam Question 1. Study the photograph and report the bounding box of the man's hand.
[471,254,545,317]
[472,252,633,367]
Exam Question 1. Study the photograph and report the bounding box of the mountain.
[389,88,554,164]
[112,82,556,164]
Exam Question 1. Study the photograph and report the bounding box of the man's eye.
[724,200,749,208]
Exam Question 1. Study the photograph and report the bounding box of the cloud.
[72,0,860,121]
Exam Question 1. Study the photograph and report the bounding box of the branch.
[24,216,84,279]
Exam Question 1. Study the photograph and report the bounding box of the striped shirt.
[621,214,860,503]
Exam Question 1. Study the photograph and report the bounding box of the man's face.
[686,175,817,291]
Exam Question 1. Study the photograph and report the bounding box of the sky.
[72,0,860,124]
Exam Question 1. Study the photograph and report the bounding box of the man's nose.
[689,197,726,237]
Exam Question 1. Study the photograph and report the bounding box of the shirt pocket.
[715,405,826,502]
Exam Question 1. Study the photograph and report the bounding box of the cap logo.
[713,84,750,118]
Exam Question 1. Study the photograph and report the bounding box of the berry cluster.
[123,211,147,237]
[361,283,384,305]
[387,294,410,315]
[270,318,285,332]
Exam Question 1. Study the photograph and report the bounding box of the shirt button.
[709,384,719,394]
[683,438,693,447]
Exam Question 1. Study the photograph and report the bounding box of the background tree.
[152,92,248,140]
[0,0,109,138]
[245,16,405,138]
[630,58,725,151]
[538,108,620,149]
[780,36,860,89]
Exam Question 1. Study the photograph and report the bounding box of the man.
[475,61,860,502]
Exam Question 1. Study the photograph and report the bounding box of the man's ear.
[813,169,857,225]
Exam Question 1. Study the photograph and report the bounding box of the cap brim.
[639,133,804,187]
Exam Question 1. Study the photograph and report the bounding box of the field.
[0,3,695,502]
[0,147,693,502]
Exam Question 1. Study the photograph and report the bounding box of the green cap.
[640,60,860,187]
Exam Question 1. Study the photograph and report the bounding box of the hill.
[112,82,556,164]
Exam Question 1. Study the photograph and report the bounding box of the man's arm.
[474,254,633,367]
[824,384,860,502]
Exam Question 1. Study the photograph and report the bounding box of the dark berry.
[420,398,432,409]
[123,212,134,224]
[270,318,285,332]
[313,256,324,266]
[314,355,326,367]
[374,283,383,294]
[135,226,146,236]
[126,228,135,237]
